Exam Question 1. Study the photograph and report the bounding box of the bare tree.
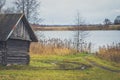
[13,0,42,23]
[0,0,6,13]
[103,18,111,25]
[74,11,89,52]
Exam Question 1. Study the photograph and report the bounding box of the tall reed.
[97,43,120,63]
[30,38,92,55]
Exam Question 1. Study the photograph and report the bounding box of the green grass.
[0,53,120,80]
[86,54,120,70]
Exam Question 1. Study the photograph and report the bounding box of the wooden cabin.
[0,14,38,65]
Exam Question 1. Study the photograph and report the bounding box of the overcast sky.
[6,0,120,25]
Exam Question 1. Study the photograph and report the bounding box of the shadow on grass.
[0,65,46,70]
[0,61,92,71]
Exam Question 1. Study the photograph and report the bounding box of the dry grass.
[97,43,120,63]
[30,42,76,55]
[30,37,92,55]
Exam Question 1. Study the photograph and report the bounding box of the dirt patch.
[42,60,92,70]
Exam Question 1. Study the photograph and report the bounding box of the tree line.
[103,16,120,25]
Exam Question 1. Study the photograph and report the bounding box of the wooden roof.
[0,13,38,42]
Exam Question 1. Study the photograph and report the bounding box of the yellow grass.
[30,42,76,55]
[97,43,120,63]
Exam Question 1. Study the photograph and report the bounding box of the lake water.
[35,31,120,52]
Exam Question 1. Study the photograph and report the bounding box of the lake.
[35,30,120,52]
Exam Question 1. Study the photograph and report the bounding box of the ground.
[0,53,120,80]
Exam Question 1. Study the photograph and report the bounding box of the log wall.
[6,39,30,65]
[0,51,2,64]
[0,42,5,65]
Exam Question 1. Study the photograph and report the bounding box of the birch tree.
[74,11,89,52]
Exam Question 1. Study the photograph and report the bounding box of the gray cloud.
[40,0,120,24]
[6,0,120,24]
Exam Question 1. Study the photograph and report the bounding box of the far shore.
[32,24,120,31]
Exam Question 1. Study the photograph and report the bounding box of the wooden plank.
[7,55,28,57]
[0,58,2,61]
[7,48,28,52]
[0,61,2,64]
[0,52,2,56]
[7,57,27,60]
[7,62,27,64]
[7,51,28,53]
[7,51,28,54]
[0,56,2,58]
[7,59,28,61]
[7,60,28,63]
[0,54,2,64]
[7,58,29,64]
[6,39,30,52]
[6,55,29,65]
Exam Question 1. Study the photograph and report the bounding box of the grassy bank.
[0,53,120,80]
